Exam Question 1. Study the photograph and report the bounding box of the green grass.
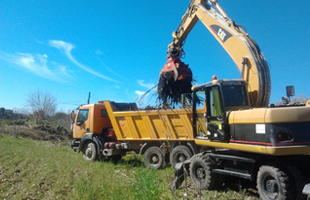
[0,134,259,199]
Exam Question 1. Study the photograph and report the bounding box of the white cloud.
[0,48,73,82]
[57,65,73,78]
[95,49,103,55]
[135,90,146,97]
[49,40,119,83]
[13,53,63,81]
[97,58,126,80]
[137,80,155,89]
[35,40,44,44]
[49,40,75,55]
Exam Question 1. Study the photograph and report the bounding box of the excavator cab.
[193,79,250,143]
[205,85,229,142]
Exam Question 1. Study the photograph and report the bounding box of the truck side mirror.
[286,86,295,97]
[71,111,76,122]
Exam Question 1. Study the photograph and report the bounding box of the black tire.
[144,146,164,169]
[257,165,294,200]
[170,145,193,168]
[189,155,222,190]
[82,142,97,162]
[286,163,307,200]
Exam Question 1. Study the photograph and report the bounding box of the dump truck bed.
[103,100,205,141]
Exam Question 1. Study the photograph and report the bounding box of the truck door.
[205,85,230,142]
[73,108,91,138]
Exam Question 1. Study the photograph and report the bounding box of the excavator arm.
[167,0,271,107]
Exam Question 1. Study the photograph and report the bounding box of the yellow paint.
[195,139,310,156]
[230,106,310,124]
[103,101,206,141]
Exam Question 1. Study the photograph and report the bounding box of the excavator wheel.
[257,165,295,200]
[189,154,223,190]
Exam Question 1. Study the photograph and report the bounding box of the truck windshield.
[77,109,89,123]
[222,85,248,106]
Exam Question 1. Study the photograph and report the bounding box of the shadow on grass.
[221,177,259,198]
[99,153,145,168]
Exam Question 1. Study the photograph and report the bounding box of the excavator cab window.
[208,86,223,117]
[222,85,248,107]
[205,85,230,142]
[192,90,208,137]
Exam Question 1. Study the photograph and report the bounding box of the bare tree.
[274,94,310,106]
[26,90,58,122]
[13,107,31,115]
[290,94,310,104]
[52,111,72,129]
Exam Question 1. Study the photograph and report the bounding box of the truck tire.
[257,165,294,200]
[170,145,192,168]
[82,142,97,162]
[189,155,222,190]
[144,146,164,169]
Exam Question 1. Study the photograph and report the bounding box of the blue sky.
[1,0,309,112]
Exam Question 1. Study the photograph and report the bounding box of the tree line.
[1,90,72,129]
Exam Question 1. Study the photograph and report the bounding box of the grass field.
[0,134,259,199]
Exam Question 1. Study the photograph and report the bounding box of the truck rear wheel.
[257,165,294,200]
[82,142,97,162]
[189,155,222,190]
[144,146,164,169]
[170,145,192,168]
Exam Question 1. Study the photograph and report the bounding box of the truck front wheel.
[82,142,97,161]
[144,146,164,169]
[257,165,294,200]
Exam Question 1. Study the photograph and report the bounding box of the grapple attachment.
[157,57,193,108]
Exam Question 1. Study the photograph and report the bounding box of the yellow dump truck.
[71,100,205,169]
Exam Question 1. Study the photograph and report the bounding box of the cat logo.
[210,25,232,43]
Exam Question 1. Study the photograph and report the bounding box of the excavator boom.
[167,0,271,107]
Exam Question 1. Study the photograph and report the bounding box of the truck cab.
[71,103,112,151]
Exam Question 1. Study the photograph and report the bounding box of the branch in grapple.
[157,57,193,108]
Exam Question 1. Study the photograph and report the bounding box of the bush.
[0,119,72,141]
[0,119,27,126]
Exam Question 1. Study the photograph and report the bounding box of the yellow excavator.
[165,1,310,199]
